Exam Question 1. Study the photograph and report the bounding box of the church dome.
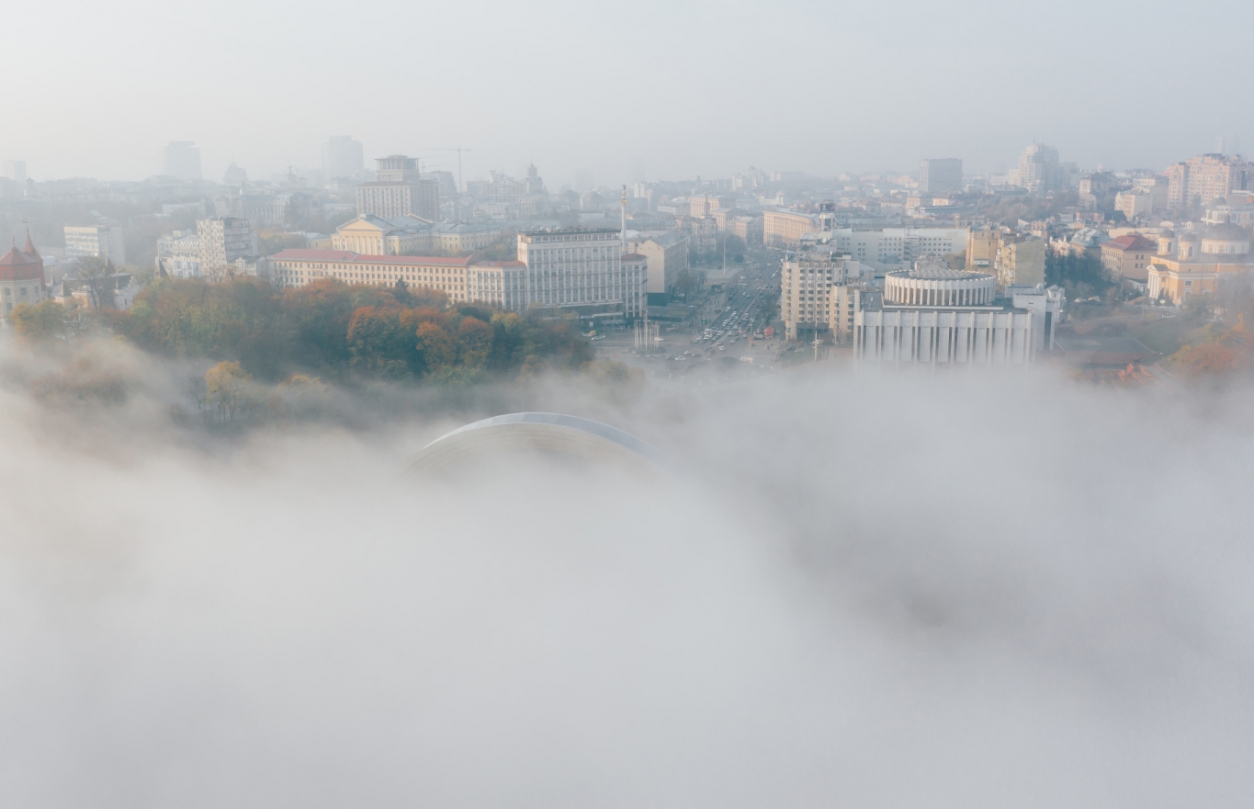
[1201,222,1251,255]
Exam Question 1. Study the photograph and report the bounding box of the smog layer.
[0,347,1251,808]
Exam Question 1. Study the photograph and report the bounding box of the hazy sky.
[2,0,1250,186]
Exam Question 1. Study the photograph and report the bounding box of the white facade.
[64,225,126,265]
[518,229,646,318]
[825,227,968,269]
[468,262,528,312]
[884,269,995,306]
[856,308,1037,365]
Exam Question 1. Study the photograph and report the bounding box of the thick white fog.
[1,353,1252,807]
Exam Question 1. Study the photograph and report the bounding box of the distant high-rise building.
[64,225,127,265]
[323,136,364,180]
[222,162,248,187]
[1215,134,1242,156]
[162,141,202,181]
[4,160,27,183]
[356,155,440,220]
[1011,144,1060,192]
[920,158,963,194]
[1166,153,1254,209]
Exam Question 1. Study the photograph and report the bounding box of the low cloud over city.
[2,0,1254,804]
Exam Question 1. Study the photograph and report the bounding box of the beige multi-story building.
[356,155,441,221]
[995,238,1045,288]
[779,251,865,341]
[64,225,126,265]
[1115,191,1154,221]
[268,249,471,302]
[967,228,1045,288]
[1166,154,1254,209]
[627,232,690,299]
[763,210,818,247]
[1100,234,1157,281]
[517,228,646,319]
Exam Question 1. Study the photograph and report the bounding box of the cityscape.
[2,0,1253,806]
[5,139,1254,383]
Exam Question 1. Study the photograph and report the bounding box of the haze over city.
[2,0,1254,806]
[2,0,1251,183]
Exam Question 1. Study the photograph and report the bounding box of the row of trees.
[16,277,594,384]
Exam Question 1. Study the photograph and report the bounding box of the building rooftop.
[1103,234,1158,252]
[269,249,472,266]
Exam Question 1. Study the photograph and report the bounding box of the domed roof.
[1180,232,1201,243]
[1159,228,1176,238]
[1202,222,1250,242]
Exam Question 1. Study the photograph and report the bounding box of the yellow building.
[763,210,817,247]
[1100,234,1157,281]
[1146,224,1254,303]
[269,249,470,302]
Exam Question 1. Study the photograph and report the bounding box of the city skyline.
[2,0,1250,184]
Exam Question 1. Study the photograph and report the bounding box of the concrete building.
[853,267,1062,365]
[467,261,528,312]
[780,250,865,341]
[156,230,202,276]
[1166,154,1254,208]
[1011,144,1059,192]
[197,218,258,276]
[626,232,690,301]
[1100,234,1157,281]
[763,210,818,247]
[920,159,963,194]
[1115,190,1155,221]
[323,136,364,180]
[1147,223,1254,304]
[4,160,27,182]
[64,225,126,265]
[967,229,1045,288]
[0,233,47,324]
[357,155,441,221]
[162,141,202,181]
[824,227,968,270]
[517,228,645,320]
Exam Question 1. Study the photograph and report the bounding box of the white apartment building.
[468,261,528,312]
[824,227,968,270]
[517,228,646,319]
[64,225,126,265]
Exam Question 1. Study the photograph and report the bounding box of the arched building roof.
[405,412,667,477]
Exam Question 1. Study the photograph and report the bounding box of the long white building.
[517,228,646,319]
[823,227,968,270]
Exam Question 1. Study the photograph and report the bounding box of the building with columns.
[517,228,646,320]
[853,266,1063,365]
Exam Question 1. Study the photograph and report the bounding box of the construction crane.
[425,146,472,194]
